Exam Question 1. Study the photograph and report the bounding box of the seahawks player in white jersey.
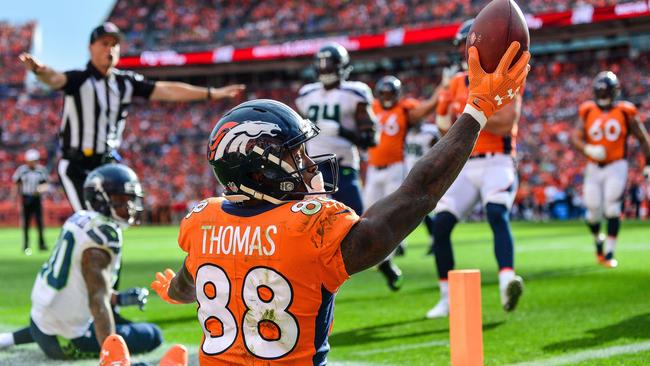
[295,43,378,214]
[0,164,161,360]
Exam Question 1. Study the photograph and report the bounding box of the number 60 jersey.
[179,197,360,365]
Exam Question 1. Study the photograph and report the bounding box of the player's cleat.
[99,334,130,366]
[501,275,524,312]
[0,332,14,350]
[378,261,403,291]
[426,298,450,319]
[23,248,32,256]
[600,252,618,268]
[159,344,188,366]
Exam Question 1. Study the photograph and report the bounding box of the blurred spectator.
[0,21,35,88]
[107,0,635,54]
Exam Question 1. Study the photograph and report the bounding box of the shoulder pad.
[616,101,637,116]
[285,198,358,233]
[86,223,121,254]
[401,98,420,110]
[341,81,373,104]
[298,83,321,97]
[578,101,597,119]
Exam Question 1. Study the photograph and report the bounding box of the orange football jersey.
[439,72,517,156]
[178,197,359,366]
[368,98,420,166]
[579,100,636,164]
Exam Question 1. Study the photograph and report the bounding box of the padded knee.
[604,200,622,218]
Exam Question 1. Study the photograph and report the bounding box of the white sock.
[499,269,515,291]
[438,281,449,299]
[0,332,15,348]
[605,236,617,255]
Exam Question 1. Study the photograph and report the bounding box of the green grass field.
[1,220,650,365]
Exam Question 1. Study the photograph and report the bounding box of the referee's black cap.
[90,22,122,44]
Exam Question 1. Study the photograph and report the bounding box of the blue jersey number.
[40,230,75,290]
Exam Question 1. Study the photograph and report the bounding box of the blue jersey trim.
[312,286,335,366]
[221,201,286,217]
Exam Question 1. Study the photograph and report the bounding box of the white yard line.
[507,340,650,366]
[352,340,448,356]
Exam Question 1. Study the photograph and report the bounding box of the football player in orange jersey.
[148,42,530,366]
[365,75,442,290]
[426,19,525,319]
[571,71,650,268]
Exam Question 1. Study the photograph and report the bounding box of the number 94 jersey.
[179,197,360,365]
[295,81,373,170]
[579,100,637,164]
[30,211,122,339]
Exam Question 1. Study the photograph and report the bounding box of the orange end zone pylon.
[449,269,484,366]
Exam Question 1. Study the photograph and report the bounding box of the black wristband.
[207,87,213,100]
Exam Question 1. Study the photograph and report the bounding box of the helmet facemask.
[212,120,339,204]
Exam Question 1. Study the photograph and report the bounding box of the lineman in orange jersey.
[149,41,530,366]
[572,71,650,268]
[426,19,524,319]
[366,75,441,290]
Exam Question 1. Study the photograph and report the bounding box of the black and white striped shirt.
[58,62,155,159]
[13,164,48,196]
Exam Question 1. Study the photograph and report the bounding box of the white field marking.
[507,340,650,366]
[352,340,449,356]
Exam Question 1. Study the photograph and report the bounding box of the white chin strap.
[319,73,339,86]
[597,98,612,107]
[308,172,325,193]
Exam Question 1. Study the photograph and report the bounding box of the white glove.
[584,144,606,162]
[643,165,650,183]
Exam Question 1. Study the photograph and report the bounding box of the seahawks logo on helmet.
[208,121,281,161]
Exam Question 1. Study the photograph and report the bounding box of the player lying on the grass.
[571,71,650,268]
[149,42,530,365]
[0,164,162,359]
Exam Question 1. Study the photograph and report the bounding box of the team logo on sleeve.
[209,121,281,161]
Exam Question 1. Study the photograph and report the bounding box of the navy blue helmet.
[314,43,352,86]
[593,71,620,109]
[375,75,402,109]
[207,99,338,203]
[83,163,144,225]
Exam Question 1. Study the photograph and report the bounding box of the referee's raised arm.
[18,21,246,214]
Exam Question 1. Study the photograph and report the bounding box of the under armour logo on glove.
[494,87,520,106]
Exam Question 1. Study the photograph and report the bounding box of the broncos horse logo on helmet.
[208,99,339,204]
[209,121,281,161]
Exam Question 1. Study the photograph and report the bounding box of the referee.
[19,22,245,211]
[12,149,49,255]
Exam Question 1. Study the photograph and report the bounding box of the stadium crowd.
[0,21,35,91]
[1,14,649,224]
[107,0,630,54]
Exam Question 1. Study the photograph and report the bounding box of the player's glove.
[151,269,181,305]
[465,42,531,128]
[116,287,149,311]
[643,164,650,183]
[583,144,607,162]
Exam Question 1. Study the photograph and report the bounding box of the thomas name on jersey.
[199,224,277,256]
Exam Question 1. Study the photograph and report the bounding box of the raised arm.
[628,116,650,181]
[81,248,115,346]
[19,53,67,90]
[408,85,443,124]
[150,82,245,102]
[341,42,531,274]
